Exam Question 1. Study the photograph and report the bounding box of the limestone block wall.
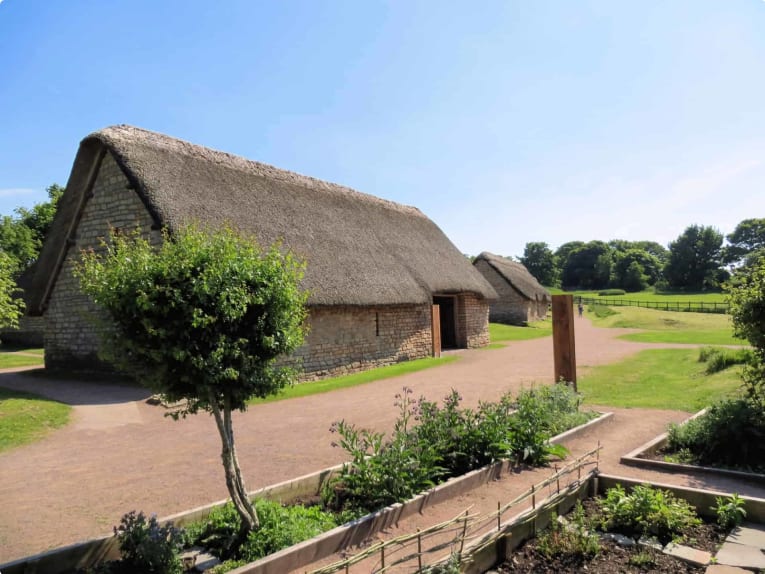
[456,293,491,348]
[473,259,534,325]
[294,304,433,380]
[45,152,160,370]
[0,315,45,347]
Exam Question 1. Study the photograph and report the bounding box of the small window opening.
[375,312,380,336]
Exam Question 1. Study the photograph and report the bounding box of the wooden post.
[552,294,577,390]
[431,304,441,358]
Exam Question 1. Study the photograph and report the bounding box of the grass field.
[489,319,552,343]
[561,289,727,303]
[578,348,742,411]
[0,387,71,452]
[586,305,743,345]
[0,347,45,369]
[249,356,459,405]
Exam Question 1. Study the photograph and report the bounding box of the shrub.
[598,289,626,296]
[112,511,184,574]
[598,484,701,543]
[666,398,765,471]
[698,347,753,374]
[537,502,600,560]
[712,494,747,530]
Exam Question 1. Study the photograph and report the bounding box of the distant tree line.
[518,219,765,292]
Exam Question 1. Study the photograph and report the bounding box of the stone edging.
[0,412,612,574]
[620,409,765,485]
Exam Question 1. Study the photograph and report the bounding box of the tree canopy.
[0,183,64,273]
[520,242,557,286]
[664,225,724,291]
[76,225,308,544]
[723,218,765,267]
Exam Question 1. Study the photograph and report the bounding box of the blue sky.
[1,1,763,258]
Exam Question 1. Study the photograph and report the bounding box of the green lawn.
[578,348,742,412]
[249,356,459,405]
[563,289,727,303]
[0,387,71,452]
[0,347,45,369]
[586,305,743,345]
[489,319,552,343]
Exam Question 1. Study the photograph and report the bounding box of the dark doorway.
[433,296,457,349]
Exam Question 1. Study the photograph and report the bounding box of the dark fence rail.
[580,297,729,314]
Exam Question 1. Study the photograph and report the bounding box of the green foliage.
[112,511,184,574]
[664,224,724,291]
[597,289,626,296]
[588,303,617,319]
[723,218,765,266]
[712,494,747,530]
[0,386,70,452]
[697,346,753,374]
[184,500,342,564]
[561,241,612,290]
[598,484,701,543]
[612,249,661,290]
[537,503,600,560]
[76,226,308,411]
[0,183,63,272]
[666,398,765,472]
[520,241,558,287]
[627,550,657,569]
[726,256,765,403]
[76,224,309,541]
[323,385,589,512]
[0,251,25,330]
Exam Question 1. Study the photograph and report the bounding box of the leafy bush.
[698,346,753,374]
[324,386,592,512]
[598,289,626,296]
[111,511,184,574]
[598,484,701,543]
[712,494,747,530]
[185,500,343,566]
[537,502,600,560]
[666,398,765,471]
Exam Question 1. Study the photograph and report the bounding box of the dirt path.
[0,317,751,563]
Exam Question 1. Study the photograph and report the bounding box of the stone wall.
[473,259,535,325]
[0,315,45,347]
[45,152,160,370]
[457,293,491,348]
[295,304,433,380]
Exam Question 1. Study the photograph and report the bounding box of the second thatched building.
[29,125,497,379]
[473,252,551,325]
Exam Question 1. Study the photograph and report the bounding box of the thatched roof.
[30,125,495,313]
[474,252,551,302]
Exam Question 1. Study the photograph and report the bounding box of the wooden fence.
[580,297,728,314]
[307,446,602,574]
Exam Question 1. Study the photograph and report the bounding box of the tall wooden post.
[552,294,577,389]
[431,304,441,358]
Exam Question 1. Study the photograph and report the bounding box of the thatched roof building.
[473,252,551,325]
[33,125,496,376]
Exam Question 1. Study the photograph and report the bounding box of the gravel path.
[0,317,754,563]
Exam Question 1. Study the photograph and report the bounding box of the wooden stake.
[552,295,577,389]
[417,529,422,572]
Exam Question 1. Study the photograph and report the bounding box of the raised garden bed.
[0,410,612,574]
[620,409,765,485]
[454,474,765,574]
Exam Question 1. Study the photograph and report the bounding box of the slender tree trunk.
[209,392,258,542]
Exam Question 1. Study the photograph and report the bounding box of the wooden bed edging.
[0,412,612,574]
[457,473,765,574]
[620,409,765,486]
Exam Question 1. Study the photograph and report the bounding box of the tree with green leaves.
[0,183,64,273]
[76,225,308,545]
[723,218,765,267]
[611,248,662,290]
[0,251,25,330]
[520,242,557,287]
[560,241,612,290]
[727,257,765,404]
[664,225,724,291]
